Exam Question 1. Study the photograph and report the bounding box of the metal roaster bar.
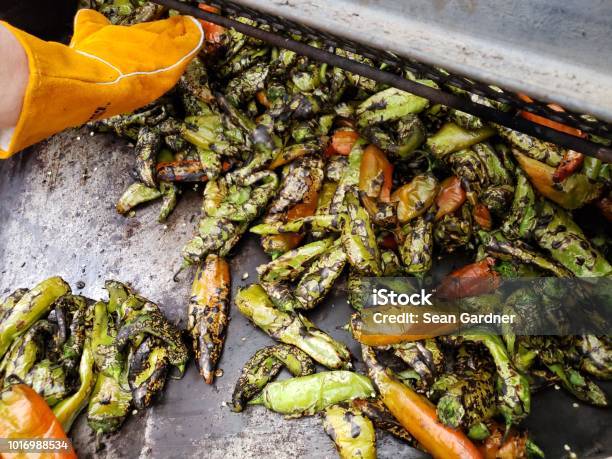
[152,0,612,163]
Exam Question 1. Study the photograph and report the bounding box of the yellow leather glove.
[0,9,204,158]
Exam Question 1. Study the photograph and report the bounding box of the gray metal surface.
[0,130,610,458]
[231,0,612,122]
[0,129,420,459]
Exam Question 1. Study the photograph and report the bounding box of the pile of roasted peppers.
[86,1,612,458]
[0,277,188,438]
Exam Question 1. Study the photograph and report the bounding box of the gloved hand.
[0,9,204,158]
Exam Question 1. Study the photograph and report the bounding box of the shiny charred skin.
[322,404,376,459]
[87,372,133,434]
[189,255,231,384]
[294,238,347,310]
[534,201,612,277]
[457,334,531,427]
[115,309,189,374]
[183,170,279,265]
[341,192,382,276]
[231,344,315,412]
[430,346,497,432]
[349,398,416,445]
[0,277,70,359]
[128,337,170,410]
[53,338,96,432]
[235,284,352,369]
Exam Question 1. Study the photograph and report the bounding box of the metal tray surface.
[0,130,610,458]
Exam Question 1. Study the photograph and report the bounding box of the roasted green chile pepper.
[268,155,324,214]
[294,239,347,310]
[478,230,572,277]
[460,334,531,426]
[134,126,161,188]
[24,359,69,407]
[0,320,56,386]
[364,115,425,161]
[356,87,429,128]
[183,170,279,265]
[115,309,189,375]
[496,125,563,167]
[349,398,415,445]
[341,192,381,276]
[501,170,537,240]
[87,372,133,434]
[158,181,178,223]
[433,203,472,253]
[530,336,608,407]
[53,339,97,432]
[257,238,334,283]
[427,122,495,159]
[91,301,123,381]
[0,288,28,323]
[231,344,315,412]
[250,214,342,236]
[55,295,88,376]
[116,182,162,215]
[534,201,612,277]
[128,337,170,410]
[260,281,302,313]
[576,335,612,380]
[547,362,607,407]
[392,339,445,387]
[330,139,367,215]
[430,346,496,431]
[0,277,70,359]
[347,270,367,312]
[322,404,376,459]
[399,210,435,276]
[249,371,374,416]
[236,284,352,369]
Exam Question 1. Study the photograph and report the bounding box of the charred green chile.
[534,201,612,277]
[231,344,314,412]
[53,339,96,432]
[0,277,70,359]
[323,404,376,459]
[236,284,351,369]
[249,371,374,416]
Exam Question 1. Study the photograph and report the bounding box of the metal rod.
[153,0,612,163]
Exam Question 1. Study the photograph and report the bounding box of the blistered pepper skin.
[189,255,231,384]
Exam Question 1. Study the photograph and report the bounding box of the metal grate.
[210,0,611,139]
[155,0,612,161]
